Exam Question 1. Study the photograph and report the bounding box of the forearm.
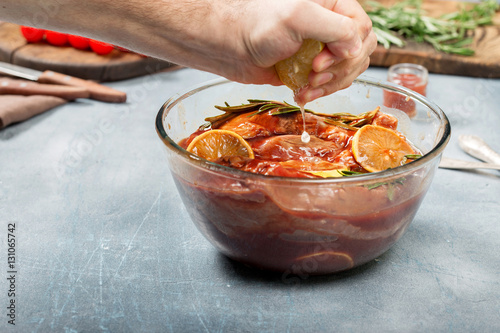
[0,0,234,63]
[0,0,352,81]
[0,0,376,99]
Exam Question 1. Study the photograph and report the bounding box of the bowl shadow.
[214,250,393,288]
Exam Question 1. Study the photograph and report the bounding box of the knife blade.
[0,61,127,103]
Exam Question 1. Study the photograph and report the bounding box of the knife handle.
[38,71,127,103]
[0,79,90,100]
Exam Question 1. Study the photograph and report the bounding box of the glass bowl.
[156,76,450,275]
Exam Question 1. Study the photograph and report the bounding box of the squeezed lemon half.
[275,39,325,92]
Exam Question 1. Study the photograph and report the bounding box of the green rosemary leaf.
[209,100,381,131]
[339,170,365,177]
[347,110,378,127]
[199,122,211,130]
[365,0,499,56]
[387,184,396,201]
[271,107,308,115]
[247,99,278,104]
[365,182,386,190]
[202,112,239,129]
[323,119,360,131]
[214,102,265,113]
[372,27,405,48]
[451,37,475,48]
[328,113,364,121]
[404,154,422,159]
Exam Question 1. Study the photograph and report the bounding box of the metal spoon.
[439,157,500,171]
[438,135,500,171]
[458,135,500,165]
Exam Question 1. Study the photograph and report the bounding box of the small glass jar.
[383,63,429,117]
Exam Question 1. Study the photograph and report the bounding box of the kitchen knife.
[0,61,127,103]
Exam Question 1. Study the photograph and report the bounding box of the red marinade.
[383,73,428,118]
[171,105,430,274]
[179,107,412,177]
[172,173,427,274]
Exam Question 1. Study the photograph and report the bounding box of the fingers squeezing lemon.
[275,39,325,92]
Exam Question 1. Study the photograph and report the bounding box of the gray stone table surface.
[0,67,499,332]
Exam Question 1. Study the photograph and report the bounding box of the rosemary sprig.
[203,100,379,130]
[204,100,306,128]
[339,171,407,200]
[366,178,406,200]
[323,109,378,131]
[401,153,422,164]
[323,120,361,131]
[365,0,499,56]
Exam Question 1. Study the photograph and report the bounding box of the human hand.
[303,0,378,103]
[0,0,376,104]
[222,0,377,103]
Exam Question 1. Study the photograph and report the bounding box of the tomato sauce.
[384,70,428,118]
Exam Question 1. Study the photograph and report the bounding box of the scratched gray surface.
[0,67,499,332]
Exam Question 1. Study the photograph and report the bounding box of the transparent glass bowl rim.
[156,75,451,184]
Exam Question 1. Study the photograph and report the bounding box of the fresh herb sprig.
[366,0,499,56]
[338,170,365,176]
[203,100,379,131]
[202,100,312,129]
[323,109,378,131]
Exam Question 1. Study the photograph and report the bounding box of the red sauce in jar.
[383,73,428,118]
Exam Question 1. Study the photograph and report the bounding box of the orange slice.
[275,39,325,92]
[352,125,415,172]
[186,129,254,161]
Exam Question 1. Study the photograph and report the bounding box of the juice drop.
[301,130,310,143]
[294,91,311,143]
[297,101,310,143]
[275,39,324,144]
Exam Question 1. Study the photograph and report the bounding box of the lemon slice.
[186,129,254,161]
[275,39,325,92]
[351,125,415,172]
[303,169,349,178]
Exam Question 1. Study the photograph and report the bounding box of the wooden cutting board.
[0,22,176,82]
[365,0,500,78]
